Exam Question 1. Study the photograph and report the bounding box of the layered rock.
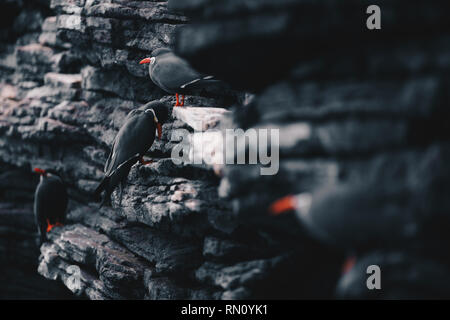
[1,0,449,300]
[1,0,324,299]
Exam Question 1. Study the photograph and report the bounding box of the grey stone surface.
[0,0,245,299]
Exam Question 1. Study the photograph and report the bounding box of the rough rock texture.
[1,0,335,299]
[1,0,449,299]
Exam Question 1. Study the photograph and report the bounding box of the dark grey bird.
[33,168,68,245]
[268,182,428,276]
[269,183,420,250]
[93,101,170,207]
[139,48,220,107]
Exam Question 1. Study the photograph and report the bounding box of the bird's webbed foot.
[174,93,184,107]
[46,219,64,232]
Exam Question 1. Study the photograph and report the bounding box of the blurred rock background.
[0,0,449,299]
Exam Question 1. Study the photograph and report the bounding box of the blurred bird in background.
[268,183,423,275]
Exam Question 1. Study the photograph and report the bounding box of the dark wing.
[34,182,48,241]
[105,113,156,177]
[180,76,221,91]
[94,153,141,206]
[107,153,140,178]
[180,75,214,88]
[104,138,116,173]
[34,176,68,227]
[46,176,68,223]
[104,109,143,174]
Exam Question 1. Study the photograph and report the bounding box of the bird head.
[142,102,170,140]
[34,167,47,176]
[139,48,172,66]
[139,57,155,65]
[33,167,60,179]
[34,167,51,182]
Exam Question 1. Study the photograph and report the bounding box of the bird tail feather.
[180,75,216,89]
[94,154,139,208]
[98,193,110,209]
[94,176,109,200]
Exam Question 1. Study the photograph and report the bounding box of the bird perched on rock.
[94,101,170,207]
[139,48,219,107]
[33,168,68,245]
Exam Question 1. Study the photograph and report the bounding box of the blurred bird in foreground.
[269,183,416,274]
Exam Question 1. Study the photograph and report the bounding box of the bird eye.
[150,57,156,65]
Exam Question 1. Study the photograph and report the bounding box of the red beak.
[139,57,151,65]
[157,123,162,140]
[34,167,46,175]
[269,195,297,216]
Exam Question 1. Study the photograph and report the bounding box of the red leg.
[180,95,185,107]
[175,93,181,107]
[139,156,153,165]
[46,219,55,233]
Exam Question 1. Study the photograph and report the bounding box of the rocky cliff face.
[0,0,335,299]
[1,0,450,299]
